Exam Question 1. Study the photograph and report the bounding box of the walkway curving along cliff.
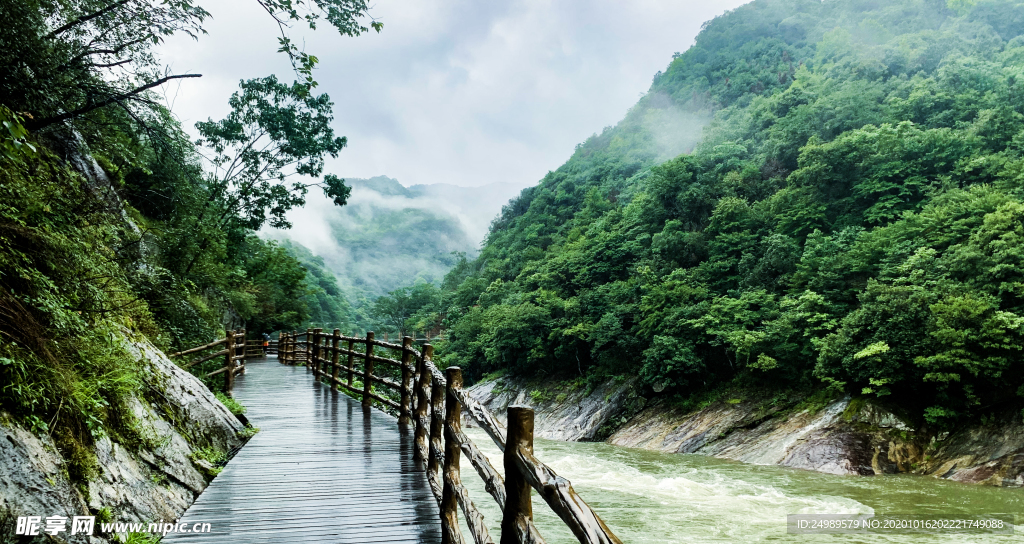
[163,356,441,543]
[167,330,623,544]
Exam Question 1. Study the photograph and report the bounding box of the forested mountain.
[267,176,525,331]
[439,0,1024,430]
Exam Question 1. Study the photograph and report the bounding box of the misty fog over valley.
[265,176,525,304]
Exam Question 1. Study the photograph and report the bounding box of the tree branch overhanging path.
[5,0,385,278]
[18,0,382,129]
[29,74,202,130]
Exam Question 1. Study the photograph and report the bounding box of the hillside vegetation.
[438,0,1024,430]
[0,0,375,488]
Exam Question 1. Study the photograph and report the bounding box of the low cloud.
[262,177,524,297]
[159,0,749,189]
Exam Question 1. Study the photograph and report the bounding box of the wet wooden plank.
[164,357,441,543]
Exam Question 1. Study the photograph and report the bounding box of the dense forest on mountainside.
[0,0,375,469]
[278,241,361,332]
[434,0,1024,430]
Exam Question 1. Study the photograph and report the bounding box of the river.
[456,428,1022,543]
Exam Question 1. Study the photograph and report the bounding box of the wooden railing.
[169,329,247,396]
[277,328,623,544]
[243,339,278,359]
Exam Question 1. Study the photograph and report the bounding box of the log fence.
[243,339,278,358]
[276,329,622,544]
[169,330,247,396]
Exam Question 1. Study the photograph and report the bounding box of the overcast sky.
[159,0,749,189]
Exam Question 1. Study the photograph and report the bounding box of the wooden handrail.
[182,348,228,369]
[170,338,224,358]
[280,328,621,543]
[509,408,620,544]
[445,367,495,544]
[455,388,508,453]
[170,330,247,397]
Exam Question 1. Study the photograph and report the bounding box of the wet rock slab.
[467,376,1024,487]
[465,377,636,441]
[0,334,244,543]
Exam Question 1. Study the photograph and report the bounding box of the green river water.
[457,428,1022,543]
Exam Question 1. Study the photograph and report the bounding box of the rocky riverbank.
[465,377,1024,487]
[0,334,246,543]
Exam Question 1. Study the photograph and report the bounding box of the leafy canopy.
[196,75,351,231]
[435,0,1024,429]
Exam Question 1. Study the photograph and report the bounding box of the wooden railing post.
[428,344,444,491]
[285,332,292,364]
[290,331,295,364]
[224,330,235,396]
[310,328,318,373]
[331,329,341,391]
[399,336,414,425]
[238,329,246,375]
[362,331,375,407]
[304,328,312,367]
[502,406,534,544]
[414,345,432,467]
[410,344,420,414]
[346,338,355,387]
[313,328,324,375]
[441,366,464,544]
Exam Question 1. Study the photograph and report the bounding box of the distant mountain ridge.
[346,175,527,242]
[267,175,529,327]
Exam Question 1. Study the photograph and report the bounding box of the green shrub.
[237,425,260,439]
[215,392,246,415]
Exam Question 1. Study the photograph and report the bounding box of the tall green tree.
[181,75,351,274]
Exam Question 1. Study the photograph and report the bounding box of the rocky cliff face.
[465,378,1024,487]
[0,334,244,543]
[464,377,637,442]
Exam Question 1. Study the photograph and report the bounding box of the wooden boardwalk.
[165,356,441,543]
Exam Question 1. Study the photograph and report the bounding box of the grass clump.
[190,446,227,478]
[117,532,161,544]
[529,390,550,403]
[215,392,246,415]
[95,507,114,524]
[481,369,507,383]
[190,446,227,465]
[791,388,843,416]
[237,425,260,439]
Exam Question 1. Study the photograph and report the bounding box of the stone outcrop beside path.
[0,334,244,543]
